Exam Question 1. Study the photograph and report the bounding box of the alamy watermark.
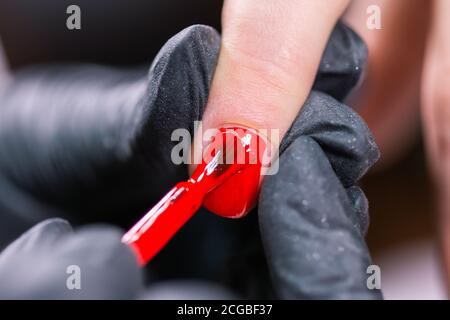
[66,264,81,290]
[367,264,381,290]
[66,5,81,30]
[170,122,280,175]
[367,5,382,30]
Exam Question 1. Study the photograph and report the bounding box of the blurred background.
[0,0,446,299]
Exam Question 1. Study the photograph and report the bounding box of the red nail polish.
[122,127,267,265]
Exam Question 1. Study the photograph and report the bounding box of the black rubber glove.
[0,218,142,299]
[313,21,367,102]
[259,91,382,299]
[0,25,221,237]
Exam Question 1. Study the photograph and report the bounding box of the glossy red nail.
[122,127,267,265]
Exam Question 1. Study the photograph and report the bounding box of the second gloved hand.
[0,218,142,299]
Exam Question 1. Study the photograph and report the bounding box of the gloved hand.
[0,218,142,299]
[259,91,381,299]
[0,25,221,237]
[0,23,375,298]
[0,218,238,299]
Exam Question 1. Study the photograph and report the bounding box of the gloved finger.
[259,137,382,299]
[0,180,66,249]
[280,91,379,187]
[0,219,142,299]
[312,21,367,102]
[0,218,72,260]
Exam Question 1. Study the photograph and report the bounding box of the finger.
[345,0,429,166]
[421,0,450,289]
[200,0,350,141]
[54,225,143,298]
[259,137,381,299]
[0,218,72,260]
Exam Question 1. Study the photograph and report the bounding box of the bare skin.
[192,0,350,158]
[344,0,430,169]
[346,0,450,292]
[421,0,450,290]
